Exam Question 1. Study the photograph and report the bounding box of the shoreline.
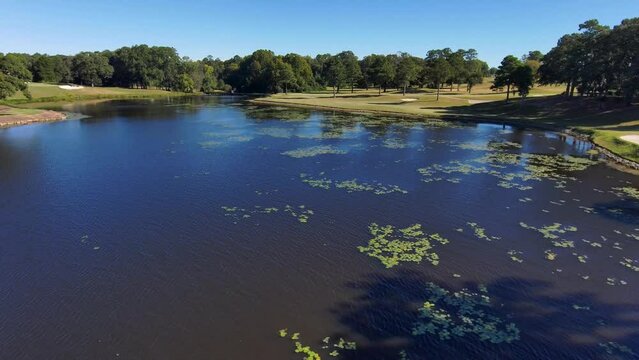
[0,106,68,128]
[250,97,639,172]
[0,92,203,129]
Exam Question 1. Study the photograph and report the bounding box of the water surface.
[1,97,638,359]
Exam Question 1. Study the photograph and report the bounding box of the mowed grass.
[4,83,194,106]
[0,106,41,116]
[254,80,639,163]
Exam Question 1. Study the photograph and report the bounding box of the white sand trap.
[468,99,491,104]
[401,98,418,102]
[59,85,84,90]
[620,135,639,145]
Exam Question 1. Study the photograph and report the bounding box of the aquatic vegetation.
[335,179,407,195]
[417,154,597,190]
[606,277,628,286]
[620,257,639,272]
[599,341,637,357]
[612,186,639,200]
[199,140,225,148]
[578,206,597,214]
[453,141,521,152]
[519,222,577,239]
[284,205,314,223]
[412,283,520,344]
[278,330,356,359]
[222,205,313,223]
[507,250,524,263]
[358,223,449,268]
[381,138,409,149]
[300,174,333,189]
[257,127,294,138]
[572,253,588,263]
[294,341,321,360]
[466,222,501,241]
[544,250,557,260]
[398,350,410,360]
[282,145,347,158]
[551,239,575,248]
[300,174,407,195]
[198,132,253,149]
[520,222,577,249]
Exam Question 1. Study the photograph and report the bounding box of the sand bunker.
[620,135,639,145]
[59,85,84,90]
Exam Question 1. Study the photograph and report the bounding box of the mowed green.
[5,83,194,105]
[253,80,639,163]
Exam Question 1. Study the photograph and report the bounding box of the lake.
[1,96,638,360]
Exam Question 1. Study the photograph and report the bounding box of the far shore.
[251,89,639,170]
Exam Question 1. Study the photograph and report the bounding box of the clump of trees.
[539,18,639,103]
[0,53,32,99]
[491,55,535,101]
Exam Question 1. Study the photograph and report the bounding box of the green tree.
[365,54,395,95]
[201,64,218,94]
[465,59,488,93]
[283,53,316,91]
[0,53,32,81]
[395,53,420,96]
[175,73,195,93]
[425,57,452,101]
[337,51,362,93]
[491,55,523,100]
[512,65,534,98]
[72,52,113,87]
[324,56,346,97]
[272,57,295,93]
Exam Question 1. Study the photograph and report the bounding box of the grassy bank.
[0,83,201,127]
[3,83,197,107]
[252,83,639,163]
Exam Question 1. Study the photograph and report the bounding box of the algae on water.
[358,223,449,268]
[412,283,520,344]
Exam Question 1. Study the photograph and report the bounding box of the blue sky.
[2,0,638,66]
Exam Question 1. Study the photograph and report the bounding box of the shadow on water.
[330,270,639,360]
[593,199,639,226]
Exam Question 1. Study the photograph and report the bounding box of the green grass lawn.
[4,83,196,105]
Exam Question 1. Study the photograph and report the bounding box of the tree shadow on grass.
[330,270,639,360]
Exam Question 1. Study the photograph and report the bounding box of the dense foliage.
[539,18,639,102]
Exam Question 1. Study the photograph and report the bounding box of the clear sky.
[2,0,638,66]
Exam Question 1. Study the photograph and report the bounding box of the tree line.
[492,18,639,103]
[0,45,490,100]
[1,17,636,102]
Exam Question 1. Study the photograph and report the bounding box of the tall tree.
[465,59,488,93]
[337,51,362,93]
[324,56,346,97]
[0,53,31,100]
[492,55,522,101]
[512,65,534,98]
[272,57,295,93]
[72,52,113,87]
[425,57,452,101]
[395,53,420,96]
[365,54,395,95]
